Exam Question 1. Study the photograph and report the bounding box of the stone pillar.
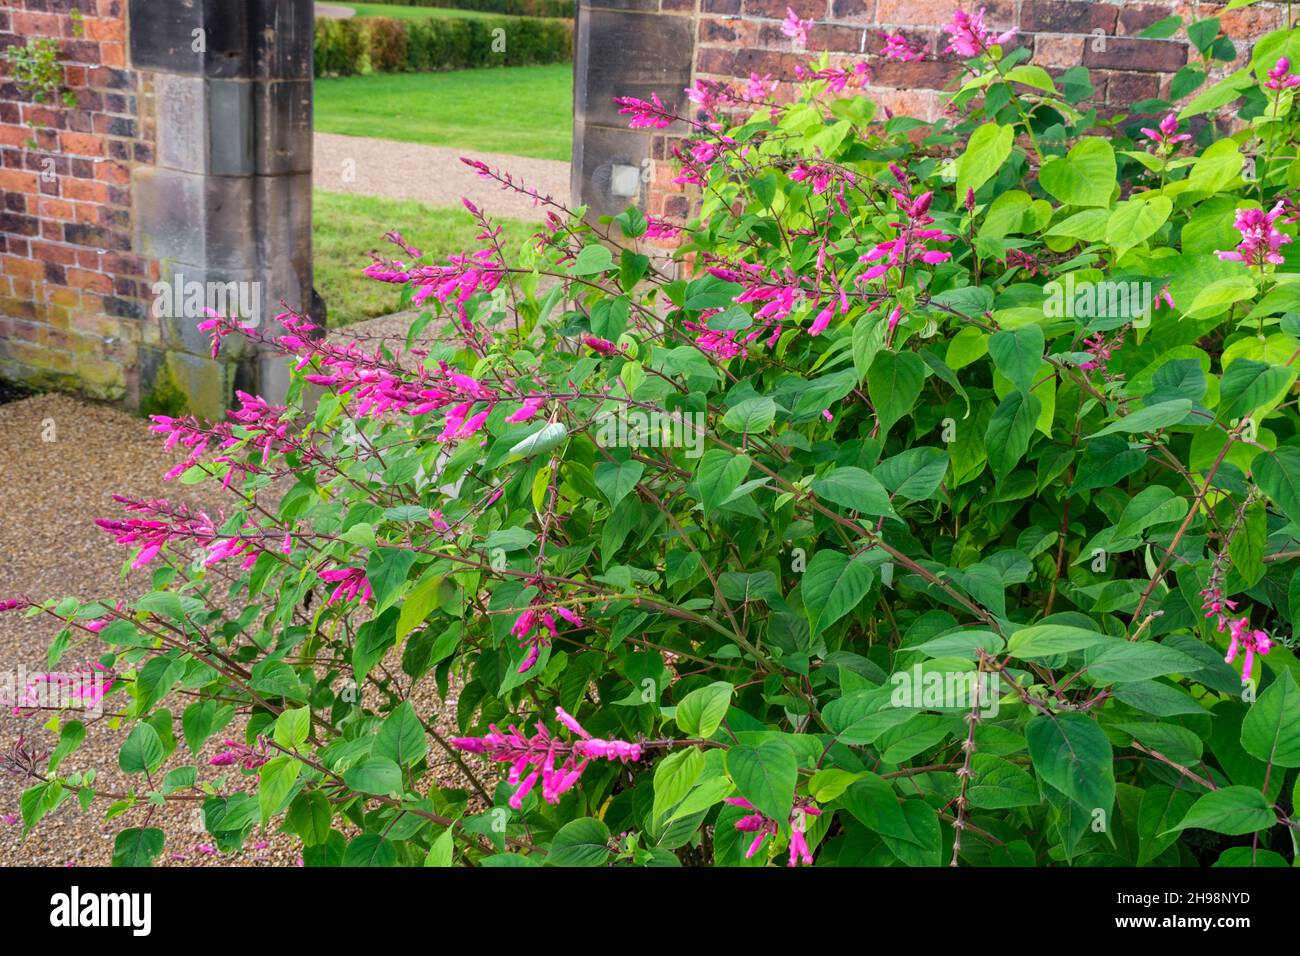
[129,0,314,417]
[571,0,695,219]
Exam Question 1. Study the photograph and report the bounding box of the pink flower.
[1216,202,1292,268]
[943,7,1016,58]
[506,394,547,423]
[1225,620,1273,685]
[1265,57,1300,91]
[857,188,955,283]
[880,32,927,62]
[614,93,672,130]
[583,336,619,356]
[1139,112,1192,152]
[645,216,681,240]
[724,796,822,866]
[451,707,642,809]
[511,600,584,673]
[781,7,813,47]
[209,738,269,770]
[318,566,373,606]
[744,72,777,101]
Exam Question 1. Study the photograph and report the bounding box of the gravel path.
[0,385,479,865]
[314,131,571,223]
[315,2,356,18]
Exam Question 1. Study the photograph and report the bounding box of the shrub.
[8,11,1300,868]
[314,13,572,76]
[366,17,410,73]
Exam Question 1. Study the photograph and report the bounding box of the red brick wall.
[646,0,1288,221]
[0,0,157,401]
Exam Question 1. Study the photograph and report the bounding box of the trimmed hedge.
[351,0,574,17]
[314,15,572,76]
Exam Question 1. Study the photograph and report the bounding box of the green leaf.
[548,817,611,866]
[867,351,925,438]
[1026,713,1115,813]
[343,757,404,796]
[594,457,645,507]
[1138,784,1196,864]
[1089,399,1191,438]
[366,547,417,615]
[675,682,734,738]
[876,447,949,501]
[956,122,1014,199]
[1253,447,1300,528]
[397,571,443,642]
[118,723,165,775]
[1168,786,1276,836]
[725,739,797,823]
[375,700,429,767]
[1008,624,1111,658]
[569,244,615,276]
[343,834,397,867]
[509,422,568,458]
[802,548,875,637]
[985,390,1040,482]
[988,325,1045,393]
[273,706,311,749]
[1105,196,1172,257]
[1039,137,1116,207]
[652,746,704,823]
[1240,670,1300,768]
[811,466,896,517]
[696,449,751,515]
[259,756,300,824]
[968,754,1038,809]
[425,828,455,866]
[1086,641,1203,683]
[112,827,165,867]
[722,396,777,433]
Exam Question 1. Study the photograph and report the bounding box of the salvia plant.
[7,8,1300,868]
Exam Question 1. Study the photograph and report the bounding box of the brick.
[59,130,104,156]
[3,256,46,281]
[1031,34,1085,68]
[1083,37,1187,72]
[63,176,109,203]
[1117,3,1175,36]
[83,16,124,41]
[831,0,872,19]
[874,59,964,89]
[809,23,867,53]
[1103,69,1161,103]
[35,197,75,220]
[68,267,113,292]
[31,241,79,266]
[876,0,962,26]
[0,168,38,192]
[1021,0,1118,33]
[743,0,826,19]
[99,40,124,67]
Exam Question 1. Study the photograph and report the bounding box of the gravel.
[314,131,571,223]
[0,376,482,864]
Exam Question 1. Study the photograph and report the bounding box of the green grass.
[334,3,522,19]
[313,189,535,326]
[313,64,572,160]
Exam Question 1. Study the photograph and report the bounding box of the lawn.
[313,189,535,326]
[313,64,572,160]
[332,3,525,19]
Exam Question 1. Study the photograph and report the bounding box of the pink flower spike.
[781,7,813,46]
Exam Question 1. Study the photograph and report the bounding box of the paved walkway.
[314,132,571,224]
[314,3,356,18]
